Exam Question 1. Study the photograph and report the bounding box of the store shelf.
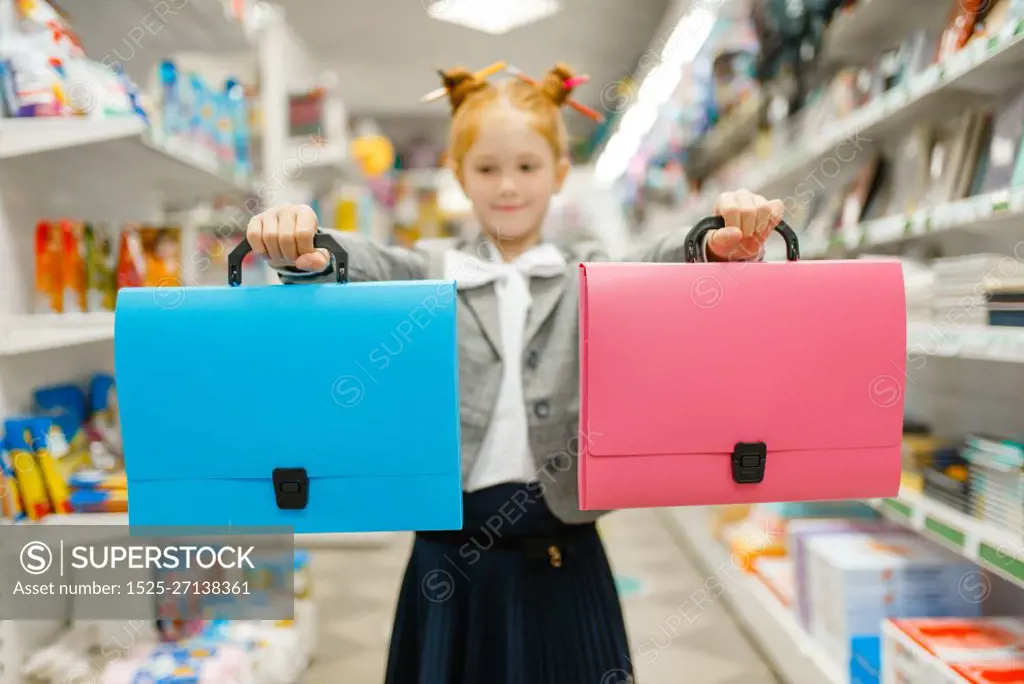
[820,0,946,66]
[0,116,141,157]
[867,488,1024,587]
[668,508,845,684]
[789,187,1024,260]
[60,0,256,86]
[907,321,1024,364]
[0,117,253,208]
[727,23,1024,205]
[0,313,115,357]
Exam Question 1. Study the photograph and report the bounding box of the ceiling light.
[637,63,682,109]
[661,8,716,67]
[426,0,561,35]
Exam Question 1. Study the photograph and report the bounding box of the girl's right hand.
[247,204,331,272]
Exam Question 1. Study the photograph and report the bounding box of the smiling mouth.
[494,205,526,212]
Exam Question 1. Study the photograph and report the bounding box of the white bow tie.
[444,242,566,290]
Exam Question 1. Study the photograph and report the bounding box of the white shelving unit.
[0,313,115,356]
[669,508,845,684]
[866,489,1024,588]
[0,2,368,682]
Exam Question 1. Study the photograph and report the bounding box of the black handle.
[683,215,800,263]
[228,232,349,286]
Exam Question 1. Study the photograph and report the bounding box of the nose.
[498,173,517,195]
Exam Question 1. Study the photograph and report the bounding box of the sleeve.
[273,228,430,284]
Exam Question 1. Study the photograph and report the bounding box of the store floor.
[303,508,779,683]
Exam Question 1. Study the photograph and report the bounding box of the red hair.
[439,63,579,170]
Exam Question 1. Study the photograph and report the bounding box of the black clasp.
[731,442,766,484]
[272,468,309,510]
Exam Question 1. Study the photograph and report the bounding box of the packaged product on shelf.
[68,486,126,513]
[84,224,117,312]
[950,660,1024,684]
[60,58,136,118]
[158,59,187,141]
[140,226,183,287]
[87,373,122,464]
[60,219,87,313]
[0,435,27,521]
[33,382,91,475]
[184,612,312,683]
[851,634,882,684]
[115,224,146,289]
[214,90,235,174]
[973,89,1024,194]
[0,37,68,116]
[3,416,54,520]
[882,617,1024,684]
[30,416,73,514]
[806,532,983,675]
[964,435,1024,533]
[68,469,126,491]
[188,74,218,163]
[100,642,252,684]
[35,220,64,313]
[986,284,1024,327]
[225,78,251,178]
[922,447,971,514]
[786,518,907,631]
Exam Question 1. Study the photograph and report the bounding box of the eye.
[519,163,537,172]
[476,165,496,175]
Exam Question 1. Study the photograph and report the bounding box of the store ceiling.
[285,0,674,129]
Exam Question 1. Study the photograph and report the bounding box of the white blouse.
[444,241,567,492]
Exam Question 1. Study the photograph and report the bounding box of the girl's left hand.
[707,189,786,261]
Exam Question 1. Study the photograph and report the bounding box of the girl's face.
[459,107,568,248]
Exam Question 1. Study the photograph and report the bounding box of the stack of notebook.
[964,435,1024,536]
[986,284,1024,327]
[930,254,1024,324]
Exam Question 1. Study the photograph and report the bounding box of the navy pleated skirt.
[384,482,633,684]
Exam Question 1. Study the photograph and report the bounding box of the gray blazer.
[278,227,721,524]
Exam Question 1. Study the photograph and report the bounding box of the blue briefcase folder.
[114,234,463,533]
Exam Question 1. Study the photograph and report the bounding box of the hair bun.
[541,63,576,107]
[438,67,488,113]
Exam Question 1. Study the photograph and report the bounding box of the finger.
[295,250,329,272]
[262,211,282,264]
[278,206,299,264]
[716,193,741,234]
[296,206,318,255]
[246,217,267,256]
[753,196,772,240]
[736,190,757,238]
[709,226,742,260]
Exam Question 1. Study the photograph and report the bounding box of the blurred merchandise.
[0,374,125,521]
[33,220,186,314]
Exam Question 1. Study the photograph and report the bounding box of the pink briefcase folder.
[578,217,906,510]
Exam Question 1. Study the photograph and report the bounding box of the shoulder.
[557,239,607,265]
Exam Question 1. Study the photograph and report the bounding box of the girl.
[247,64,785,684]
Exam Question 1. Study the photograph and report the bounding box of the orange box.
[952,660,1024,683]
